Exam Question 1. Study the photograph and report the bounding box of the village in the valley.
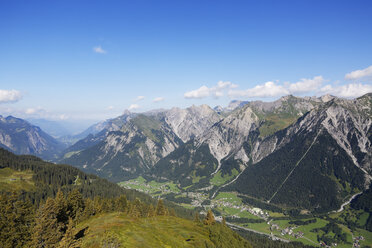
[119,177,368,248]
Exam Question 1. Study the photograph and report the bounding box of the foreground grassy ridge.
[0,167,35,191]
[77,212,251,248]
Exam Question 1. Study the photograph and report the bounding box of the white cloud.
[0,89,22,103]
[229,81,289,98]
[93,46,107,54]
[320,83,372,98]
[184,85,210,99]
[25,108,37,114]
[228,76,329,98]
[153,97,164,103]
[59,114,68,120]
[23,107,49,117]
[128,104,140,110]
[136,96,145,101]
[106,106,114,110]
[287,76,325,93]
[184,81,237,99]
[345,65,372,81]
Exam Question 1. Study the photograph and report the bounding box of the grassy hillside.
[77,212,252,248]
[0,167,35,192]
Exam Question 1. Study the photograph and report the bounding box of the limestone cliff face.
[164,104,222,143]
[62,94,372,188]
[252,95,372,183]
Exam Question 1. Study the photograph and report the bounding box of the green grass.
[258,114,298,138]
[0,167,35,191]
[76,212,250,248]
[267,211,285,218]
[63,150,81,159]
[357,212,369,227]
[210,169,239,186]
[354,228,372,247]
[130,115,162,143]
[214,192,242,204]
[118,176,181,196]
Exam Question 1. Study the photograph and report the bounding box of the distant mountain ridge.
[0,115,65,160]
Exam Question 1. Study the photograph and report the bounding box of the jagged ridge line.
[268,129,322,203]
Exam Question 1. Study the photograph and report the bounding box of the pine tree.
[55,190,68,231]
[93,196,103,214]
[58,218,80,248]
[83,198,95,219]
[204,210,216,225]
[32,198,64,247]
[67,189,84,221]
[128,201,141,218]
[147,204,155,217]
[115,195,128,213]
[155,199,168,216]
[0,192,34,248]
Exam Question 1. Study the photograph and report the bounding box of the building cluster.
[352,235,365,248]
[268,222,304,239]
[248,207,269,219]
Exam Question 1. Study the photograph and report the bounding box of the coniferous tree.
[58,218,80,248]
[115,195,128,213]
[83,198,95,219]
[55,190,68,231]
[128,201,141,218]
[32,198,64,248]
[204,210,216,225]
[155,199,168,216]
[67,189,84,221]
[93,196,103,214]
[0,192,34,248]
[147,204,155,217]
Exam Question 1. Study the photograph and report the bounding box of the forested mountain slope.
[0,148,252,248]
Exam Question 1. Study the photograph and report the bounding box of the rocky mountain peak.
[164,104,222,143]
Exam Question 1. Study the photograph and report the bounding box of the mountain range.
[1,93,371,213]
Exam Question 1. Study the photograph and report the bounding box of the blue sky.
[1,0,372,125]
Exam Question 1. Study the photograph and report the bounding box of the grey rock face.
[164,105,222,143]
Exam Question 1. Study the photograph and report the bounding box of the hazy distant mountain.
[225,100,250,112]
[27,118,101,146]
[27,118,72,138]
[0,116,66,160]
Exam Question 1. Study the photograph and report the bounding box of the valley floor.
[119,177,372,248]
